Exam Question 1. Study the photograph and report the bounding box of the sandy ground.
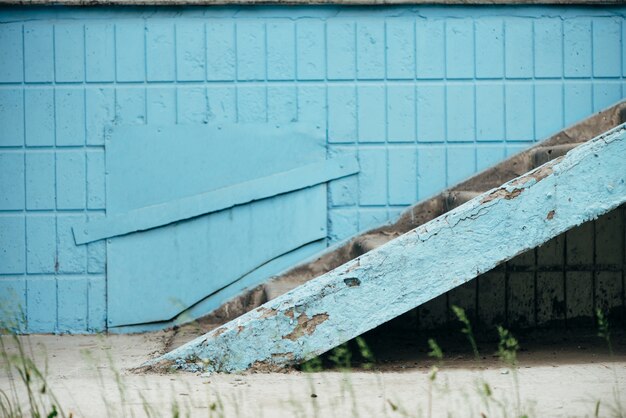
[1,330,625,418]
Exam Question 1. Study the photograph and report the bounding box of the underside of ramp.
[147,124,626,373]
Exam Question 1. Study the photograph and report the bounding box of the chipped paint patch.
[212,327,228,337]
[343,277,361,287]
[481,165,555,204]
[510,164,555,187]
[283,313,329,341]
[480,188,523,203]
[257,307,278,319]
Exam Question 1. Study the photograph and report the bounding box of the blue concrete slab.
[150,124,626,373]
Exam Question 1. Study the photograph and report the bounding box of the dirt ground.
[1,328,625,418]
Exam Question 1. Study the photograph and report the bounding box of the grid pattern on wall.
[0,7,625,332]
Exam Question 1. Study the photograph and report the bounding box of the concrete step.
[263,278,301,301]
[530,143,579,168]
[350,232,397,257]
[444,191,482,211]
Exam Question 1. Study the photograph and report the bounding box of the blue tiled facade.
[0,6,624,332]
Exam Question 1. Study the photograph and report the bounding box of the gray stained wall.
[401,205,626,331]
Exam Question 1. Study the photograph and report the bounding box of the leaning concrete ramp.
[146,124,626,373]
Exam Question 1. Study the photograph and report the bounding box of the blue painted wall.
[0,5,625,333]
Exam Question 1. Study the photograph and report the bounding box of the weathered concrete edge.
[72,155,359,245]
[146,124,626,373]
[259,100,626,294]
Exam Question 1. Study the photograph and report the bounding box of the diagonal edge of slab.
[72,155,358,245]
[145,125,626,374]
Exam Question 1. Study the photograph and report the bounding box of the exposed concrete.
[148,123,626,373]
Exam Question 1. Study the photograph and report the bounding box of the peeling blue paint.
[151,125,626,372]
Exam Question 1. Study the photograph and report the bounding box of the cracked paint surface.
[147,125,626,373]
